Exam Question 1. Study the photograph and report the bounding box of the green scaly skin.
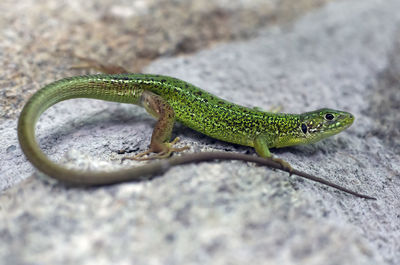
[18,74,373,199]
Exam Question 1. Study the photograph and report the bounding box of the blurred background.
[1,0,335,119]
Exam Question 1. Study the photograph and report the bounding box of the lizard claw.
[271,156,293,175]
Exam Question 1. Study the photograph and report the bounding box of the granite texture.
[1,0,400,264]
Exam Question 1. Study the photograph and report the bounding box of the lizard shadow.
[39,103,250,156]
[37,104,156,153]
[271,138,342,159]
[175,124,253,154]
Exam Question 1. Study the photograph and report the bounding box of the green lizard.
[17,69,375,199]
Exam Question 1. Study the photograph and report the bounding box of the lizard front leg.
[254,135,293,173]
[123,90,189,161]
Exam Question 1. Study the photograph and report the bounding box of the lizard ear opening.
[301,123,307,134]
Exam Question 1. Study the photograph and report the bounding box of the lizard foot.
[271,156,293,174]
[122,137,190,161]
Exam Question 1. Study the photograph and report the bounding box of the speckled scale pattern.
[39,74,301,147]
[23,74,352,150]
[95,74,304,147]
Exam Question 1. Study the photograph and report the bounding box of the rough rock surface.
[1,0,400,264]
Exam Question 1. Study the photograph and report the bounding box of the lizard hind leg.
[70,57,190,161]
[129,137,189,161]
[122,91,189,162]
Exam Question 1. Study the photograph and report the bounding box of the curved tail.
[17,74,144,185]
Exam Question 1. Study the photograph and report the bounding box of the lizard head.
[297,108,354,144]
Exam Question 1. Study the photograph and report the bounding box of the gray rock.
[1,0,400,264]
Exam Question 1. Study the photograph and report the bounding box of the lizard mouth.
[335,111,354,130]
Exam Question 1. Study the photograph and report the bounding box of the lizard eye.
[325,113,334,120]
[301,123,307,134]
